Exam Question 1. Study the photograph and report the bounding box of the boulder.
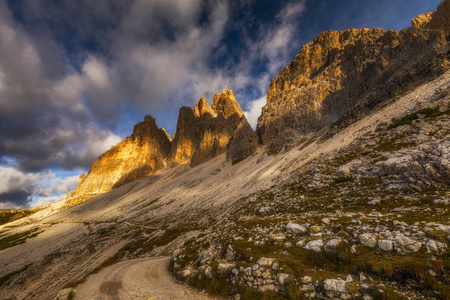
[425,239,448,254]
[359,233,377,248]
[394,234,422,254]
[378,240,394,252]
[304,239,324,252]
[286,223,308,235]
[324,239,342,253]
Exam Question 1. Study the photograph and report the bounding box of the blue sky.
[0,0,440,209]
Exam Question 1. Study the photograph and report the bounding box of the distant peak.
[144,114,156,123]
[193,96,217,119]
[212,89,244,119]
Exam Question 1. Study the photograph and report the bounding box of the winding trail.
[73,257,219,300]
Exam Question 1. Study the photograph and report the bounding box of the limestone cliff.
[169,89,257,167]
[66,115,171,205]
[67,90,257,204]
[256,3,450,145]
[412,0,450,30]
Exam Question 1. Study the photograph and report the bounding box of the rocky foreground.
[171,75,450,299]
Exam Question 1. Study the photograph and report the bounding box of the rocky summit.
[256,0,450,147]
[0,1,449,300]
[67,89,257,204]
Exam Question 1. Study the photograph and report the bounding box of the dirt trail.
[73,257,219,300]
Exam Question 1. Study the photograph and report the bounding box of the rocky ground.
[171,84,450,299]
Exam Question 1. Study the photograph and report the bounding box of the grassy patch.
[387,107,440,129]
[333,175,355,184]
[0,228,40,251]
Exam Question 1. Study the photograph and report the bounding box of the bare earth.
[74,257,219,300]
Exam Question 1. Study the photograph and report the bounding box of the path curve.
[73,257,220,300]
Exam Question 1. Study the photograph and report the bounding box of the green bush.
[387,107,440,130]
[334,176,355,184]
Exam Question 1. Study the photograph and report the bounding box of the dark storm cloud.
[0,191,31,207]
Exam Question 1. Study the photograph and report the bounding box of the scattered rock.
[378,240,394,252]
[359,233,377,248]
[324,239,342,253]
[269,233,286,241]
[309,225,322,234]
[425,239,448,254]
[286,223,308,234]
[304,239,324,252]
[394,234,422,254]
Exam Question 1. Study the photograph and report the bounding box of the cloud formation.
[0,167,79,209]
[0,0,308,208]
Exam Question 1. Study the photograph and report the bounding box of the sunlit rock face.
[170,89,258,167]
[67,90,258,204]
[412,0,450,30]
[66,115,171,205]
[256,4,450,144]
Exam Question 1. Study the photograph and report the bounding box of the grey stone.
[359,233,377,248]
[304,239,324,252]
[324,239,342,253]
[286,222,308,234]
[378,240,394,252]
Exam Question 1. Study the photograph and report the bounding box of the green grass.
[333,175,355,184]
[387,107,440,130]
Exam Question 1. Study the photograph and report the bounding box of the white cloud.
[0,166,80,209]
[244,96,267,129]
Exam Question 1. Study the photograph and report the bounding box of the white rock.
[178,269,191,277]
[257,257,275,267]
[359,233,377,248]
[324,279,348,293]
[218,263,236,274]
[324,239,342,253]
[269,233,286,241]
[304,239,324,252]
[286,222,308,234]
[433,199,449,205]
[321,218,331,225]
[301,276,312,284]
[205,266,213,278]
[425,239,448,254]
[277,273,291,285]
[394,234,422,253]
[378,240,394,252]
[296,240,305,247]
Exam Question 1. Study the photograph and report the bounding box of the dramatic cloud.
[0,167,79,209]
[1,0,437,208]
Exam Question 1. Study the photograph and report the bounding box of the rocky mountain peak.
[212,89,244,119]
[412,0,450,30]
[257,11,450,146]
[66,114,171,205]
[193,96,217,119]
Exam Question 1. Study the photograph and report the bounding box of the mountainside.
[0,2,449,300]
[256,0,450,146]
[67,89,257,205]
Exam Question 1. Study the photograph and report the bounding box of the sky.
[0,0,441,209]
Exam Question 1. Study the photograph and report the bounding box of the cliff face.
[256,3,450,145]
[412,0,450,30]
[170,89,258,167]
[67,90,257,204]
[66,115,171,205]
